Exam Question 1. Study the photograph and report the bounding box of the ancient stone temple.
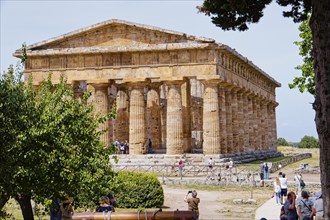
[14,19,280,157]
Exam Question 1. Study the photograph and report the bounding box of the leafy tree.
[298,135,319,148]
[198,0,330,216]
[276,137,290,146]
[289,15,315,94]
[0,59,116,219]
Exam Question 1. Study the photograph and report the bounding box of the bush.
[109,171,164,208]
[298,135,319,148]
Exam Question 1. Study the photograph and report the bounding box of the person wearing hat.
[60,196,74,220]
[312,191,324,220]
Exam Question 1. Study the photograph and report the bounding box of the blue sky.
[0,0,317,142]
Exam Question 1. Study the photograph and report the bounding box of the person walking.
[297,190,314,220]
[274,177,282,205]
[184,190,200,220]
[178,159,183,179]
[279,173,288,204]
[264,163,269,180]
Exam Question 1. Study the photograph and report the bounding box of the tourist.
[107,193,118,211]
[50,198,61,220]
[264,163,269,180]
[228,159,234,172]
[280,205,288,220]
[96,196,112,212]
[124,140,129,154]
[273,177,281,205]
[312,191,324,220]
[184,190,200,220]
[279,173,288,204]
[147,139,153,154]
[120,141,125,154]
[208,158,214,170]
[297,190,314,220]
[259,163,265,180]
[283,191,298,220]
[294,173,304,194]
[178,159,183,179]
[60,196,74,220]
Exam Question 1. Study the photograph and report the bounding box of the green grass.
[247,156,290,164]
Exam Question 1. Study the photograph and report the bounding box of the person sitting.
[96,196,112,212]
[107,193,118,212]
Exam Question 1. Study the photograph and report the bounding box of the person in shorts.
[279,173,288,204]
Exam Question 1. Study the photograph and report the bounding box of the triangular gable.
[26,19,215,51]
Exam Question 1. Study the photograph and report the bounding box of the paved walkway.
[255,197,282,220]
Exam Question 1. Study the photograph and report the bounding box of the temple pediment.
[23,19,215,51]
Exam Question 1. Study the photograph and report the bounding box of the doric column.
[242,92,250,153]
[260,99,267,151]
[252,96,258,151]
[255,97,262,151]
[115,85,129,144]
[202,80,221,154]
[247,94,254,153]
[219,84,227,154]
[231,88,239,153]
[225,87,233,153]
[236,90,244,153]
[87,83,110,147]
[181,78,192,153]
[165,81,184,155]
[160,84,167,149]
[146,83,161,150]
[269,102,278,151]
[128,82,147,154]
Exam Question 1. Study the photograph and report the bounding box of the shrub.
[298,135,319,148]
[276,137,290,146]
[109,171,164,208]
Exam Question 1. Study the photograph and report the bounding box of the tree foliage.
[289,15,315,95]
[298,135,319,148]
[0,59,116,219]
[276,137,290,146]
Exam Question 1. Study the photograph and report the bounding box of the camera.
[188,190,192,194]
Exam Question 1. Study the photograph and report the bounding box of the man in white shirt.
[279,173,288,204]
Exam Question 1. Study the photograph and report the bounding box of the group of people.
[272,172,324,220]
[95,193,118,213]
[114,139,129,154]
[279,190,324,220]
[260,162,271,180]
[50,196,74,220]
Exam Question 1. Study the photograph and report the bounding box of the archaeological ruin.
[14,19,281,158]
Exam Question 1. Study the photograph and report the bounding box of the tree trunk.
[0,192,10,211]
[15,194,34,220]
[310,0,330,218]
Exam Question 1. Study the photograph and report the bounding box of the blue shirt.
[96,205,112,212]
[284,200,298,220]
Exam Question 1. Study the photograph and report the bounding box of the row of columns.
[83,79,277,155]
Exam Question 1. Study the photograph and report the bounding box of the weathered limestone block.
[115,86,129,143]
[146,83,161,149]
[219,85,227,154]
[225,87,233,153]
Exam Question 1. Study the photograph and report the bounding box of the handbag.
[300,179,306,188]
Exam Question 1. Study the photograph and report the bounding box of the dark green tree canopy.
[276,137,290,146]
[298,135,319,148]
[198,0,311,31]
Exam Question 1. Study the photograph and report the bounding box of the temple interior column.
[247,94,254,153]
[202,80,221,154]
[146,83,161,150]
[190,78,203,151]
[128,82,147,154]
[87,83,110,147]
[219,84,227,154]
[252,96,258,151]
[181,78,192,153]
[115,85,129,144]
[231,88,239,153]
[225,87,233,153]
[165,81,184,155]
[260,99,267,151]
[160,84,167,150]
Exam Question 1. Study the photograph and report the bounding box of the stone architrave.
[165,81,184,155]
[202,80,221,154]
[128,82,147,154]
[87,82,110,147]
